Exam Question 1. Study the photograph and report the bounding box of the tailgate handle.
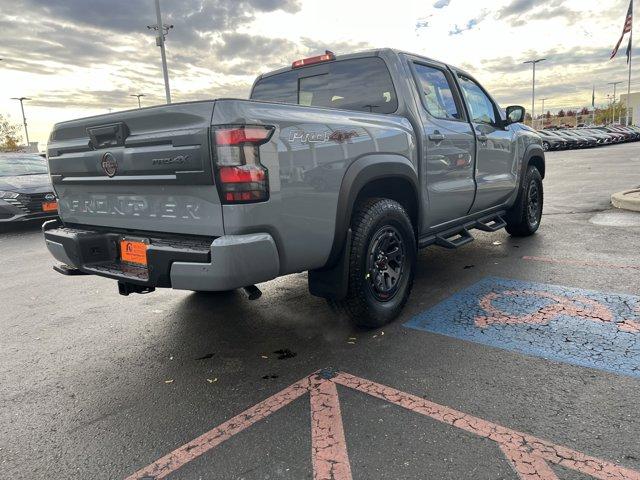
[87,122,129,150]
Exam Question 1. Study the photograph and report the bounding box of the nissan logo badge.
[101,152,118,177]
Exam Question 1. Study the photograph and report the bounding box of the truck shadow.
[148,234,532,366]
[169,235,525,349]
[168,275,355,361]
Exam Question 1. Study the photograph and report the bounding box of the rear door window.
[251,57,398,114]
[413,63,461,120]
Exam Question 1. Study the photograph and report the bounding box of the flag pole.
[628,45,633,125]
[627,1,633,125]
[592,86,595,125]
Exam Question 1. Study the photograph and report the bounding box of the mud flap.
[308,229,352,301]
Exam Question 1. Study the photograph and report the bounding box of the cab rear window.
[251,57,398,114]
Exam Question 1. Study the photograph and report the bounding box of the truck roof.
[256,47,472,81]
[53,49,475,129]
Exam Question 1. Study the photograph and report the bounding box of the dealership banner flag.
[611,0,633,60]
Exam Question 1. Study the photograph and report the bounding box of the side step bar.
[435,228,474,249]
[419,213,507,250]
[474,215,507,232]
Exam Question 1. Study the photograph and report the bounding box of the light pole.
[130,94,145,108]
[608,81,622,124]
[540,98,548,129]
[147,0,173,104]
[11,97,31,146]
[523,58,546,127]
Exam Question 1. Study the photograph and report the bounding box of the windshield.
[0,154,48,177]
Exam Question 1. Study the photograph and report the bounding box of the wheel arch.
[308,154,419,300]
[330,154,419,267]
[523,144,546,179]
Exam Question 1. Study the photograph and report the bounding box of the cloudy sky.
[1,0,638,146]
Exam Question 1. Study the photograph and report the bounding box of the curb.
[611,189,640,212]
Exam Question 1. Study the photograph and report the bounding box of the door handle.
[428,133,446,142]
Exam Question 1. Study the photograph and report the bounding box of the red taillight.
[215,127,273,146]
[219,166,266,183]
[213,125,274,204]
[292,50,335,68]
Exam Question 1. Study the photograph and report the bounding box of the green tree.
[595,101,627,125]
[0,114,23,152]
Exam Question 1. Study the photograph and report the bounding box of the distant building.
[619,92,639,125]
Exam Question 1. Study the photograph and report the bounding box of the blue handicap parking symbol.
[404,277,640,378]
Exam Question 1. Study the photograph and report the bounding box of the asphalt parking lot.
[2,143,640,480]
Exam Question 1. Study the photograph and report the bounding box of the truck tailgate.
[47,101,223,237]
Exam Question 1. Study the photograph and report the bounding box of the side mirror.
[505,105,525,126]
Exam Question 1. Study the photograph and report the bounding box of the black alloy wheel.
[366,226,406,302]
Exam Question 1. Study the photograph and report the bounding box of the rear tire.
[332,198,416,329]
[505,165,543,237]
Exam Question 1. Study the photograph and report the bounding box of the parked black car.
[563,130,598,147]
[581,129,614,144]
[536,124,640,151]
[513,123,565,151]
[600,126,633,141]
[616,126,640,140]
[595,127,625,142]
[536,130,566,151]
[553,130,586,148]
[0,153,58,223]
[544,130,577,149]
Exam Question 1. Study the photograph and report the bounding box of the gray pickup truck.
[43,48,544,328]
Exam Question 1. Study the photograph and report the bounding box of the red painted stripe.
[309,377,353,480]
[333,372,640,480]
[125,371,640,480]
[124,377,310,480]
[500,445,559,480]
[522,255,640,270]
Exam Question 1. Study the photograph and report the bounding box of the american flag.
[611,0,633,62]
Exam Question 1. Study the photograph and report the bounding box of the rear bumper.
[170,234,280,291]
[43,220,280,291]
